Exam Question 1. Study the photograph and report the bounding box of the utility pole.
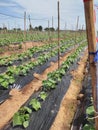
[75,16,79,44]
[24,12,26,51]
[58,0,60,68]
[24,12,26,39]
[83,0,98,129]
[76,16,79,31]
[64,22,67,38]
[52,16,54,29]
[82,24,84,30]
[48,20,50,42]
[28,15,33,31]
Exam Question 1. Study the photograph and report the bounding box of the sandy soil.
[50,50,88,130]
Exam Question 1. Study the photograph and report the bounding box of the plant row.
[0,42,57,66]
[0,39,81,89]
[0,36,85,67]
[12,42,87,129]
[0,32,76,47]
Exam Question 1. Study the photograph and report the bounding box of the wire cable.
[0,12,48,21]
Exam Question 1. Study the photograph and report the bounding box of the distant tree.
[50,27,55,31]
[29,24,33,31]
[34,26,39,31]
[17,28,21,31]
[44,28,49,31]
[13,28,16,31]
[38,25,43,31]
[3,27,7,30]
[44,27,55,31]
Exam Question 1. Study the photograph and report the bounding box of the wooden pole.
[58,0,60,68]
[64,22,66,38]
[48,20,50,43]
[76,16,79,31]
[52,16,54,39]
[82,24,84,30]
[75,16,79,45]
[52,16,54,29]
[83,0,98,129]
[24,11,26,50]
[24,12,26,37]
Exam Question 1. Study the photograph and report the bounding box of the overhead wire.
[0,12,48,21]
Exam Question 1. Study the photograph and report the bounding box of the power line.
[0,12,48,21]
[0,12,23,19]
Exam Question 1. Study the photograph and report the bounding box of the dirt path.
[0,48,76,130]
[50,50,88,130]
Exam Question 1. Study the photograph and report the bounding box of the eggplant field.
[0,0,98,130]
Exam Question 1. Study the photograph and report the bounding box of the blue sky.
[0,0,98,30]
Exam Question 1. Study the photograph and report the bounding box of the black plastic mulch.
[4,50,86,130]
[0,89,11,104]
[0,66,7,74]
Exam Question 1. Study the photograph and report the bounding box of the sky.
[0,0,98,30]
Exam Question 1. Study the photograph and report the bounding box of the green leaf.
[29,98,41,111]
[24,114,30,120]
[59,68,65,75]
[83,124,95,130]
[48,78,56,84]
[13,112,22,127]
[3,74,9,79]
[23,106,32,114]
[21,69,27,75]
[23,121,29,128]
[20,115,25,123]
[0,77,4,83]
[43,79,56,90]
[40,91,48,101]
[1,81,9,88]
[7,61,13,65]
[9,78,15,84]
[86,106,94,116]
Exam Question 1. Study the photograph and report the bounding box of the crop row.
[0,32,73,47]
[12,42,87,128]
[0,36,86,67]
[0,39,86,89]
[0,42,77,88]
[0,42,57,66]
